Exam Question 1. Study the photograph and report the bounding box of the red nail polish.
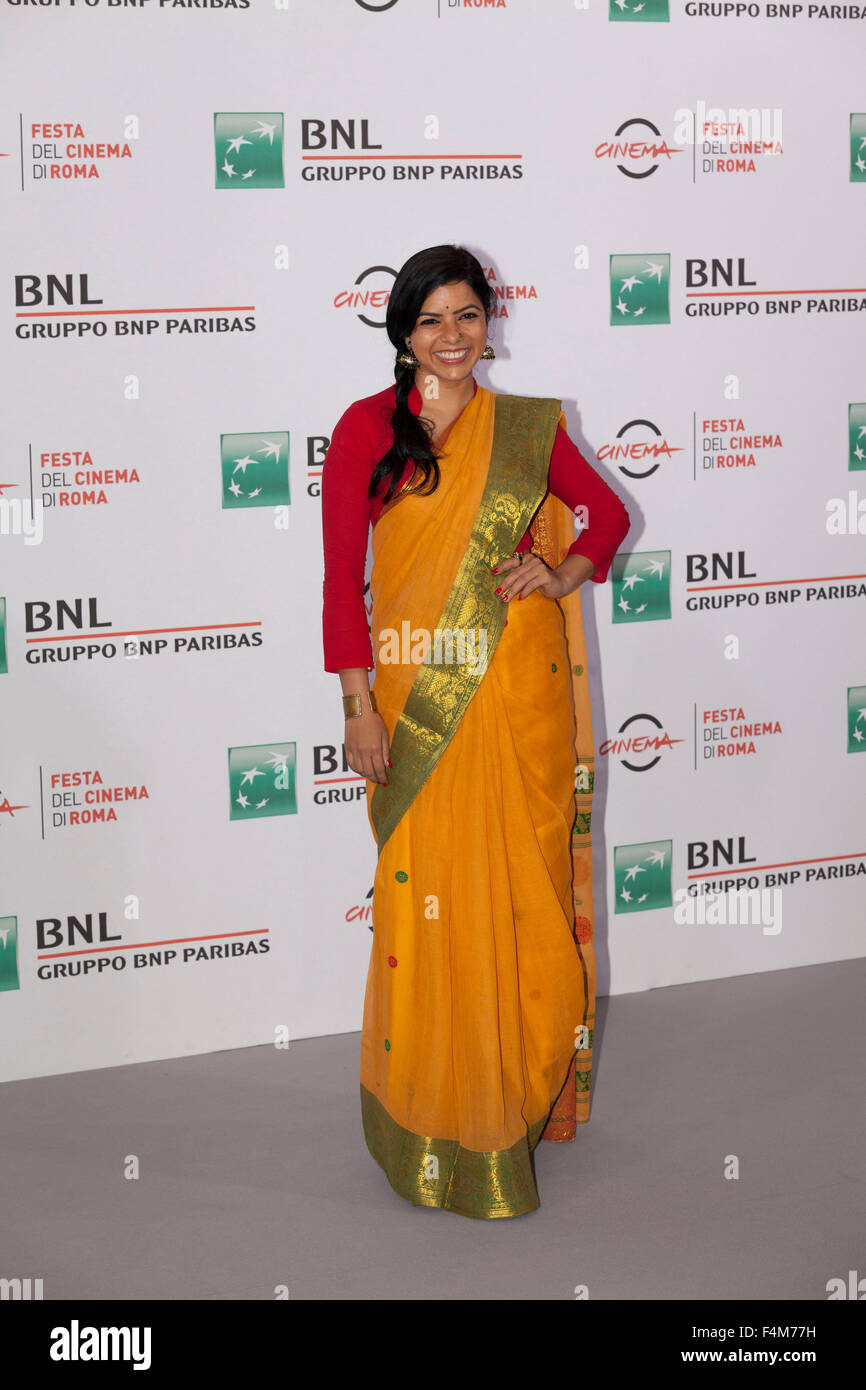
[387,760,392,767]
[495,587,501,594]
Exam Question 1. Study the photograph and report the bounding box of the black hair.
[368,244,496,504]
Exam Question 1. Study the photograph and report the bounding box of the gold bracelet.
[343,690,378,719]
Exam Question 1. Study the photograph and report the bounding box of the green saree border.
[361,1084,547,1219]
[370,393,562,854]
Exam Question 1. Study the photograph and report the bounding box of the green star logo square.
[0,917,19,992]
[850,114,866,183]
[611,550,671,624]
[221,432,290,509]
[614,841,672,914]
[847,687,866,753]
[848,404,866,471]
[609,0,669,19]
[214,112,284,189]
[0,598,7,674]
[610,254,670,324]
[228,743,297,820]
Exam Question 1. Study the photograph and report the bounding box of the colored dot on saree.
[573,663,583,675]
[395,870,408,882]
[551,663,557,673]
[387,955,398,968]
[384,1039,391,1051]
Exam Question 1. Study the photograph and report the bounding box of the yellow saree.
[361,384,596,1219]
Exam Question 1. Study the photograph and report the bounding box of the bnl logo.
[214,113,284,189]
[0,917,19,992]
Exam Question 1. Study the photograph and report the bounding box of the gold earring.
[397,341,420,368]
[480,343,495,360]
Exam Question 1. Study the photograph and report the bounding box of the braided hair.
[369,245,496,505]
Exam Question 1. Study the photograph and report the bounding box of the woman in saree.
[321,244,630,1220]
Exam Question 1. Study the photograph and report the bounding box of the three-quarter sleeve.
[321,401,378,672]
[548,416,630,583]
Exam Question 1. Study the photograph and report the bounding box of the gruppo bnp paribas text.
[14,274,254,339]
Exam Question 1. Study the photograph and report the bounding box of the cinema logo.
[600,714,684,771]
[332,265,395,326]
[346,887,374,930]
[598,415,781,482]
[0,785,29,826]
[701,707,782,761]
[48,769,149,830]
[599,421,683,480]
[334,263,535,326]
[37,448,141,511]
[357,0,510,12]
[25,119,136,186]
[595,118,682,179]
[671,102,783,175]
[701,418,782,472]
[214,112,284,189]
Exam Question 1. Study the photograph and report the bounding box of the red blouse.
[321,379,630,672]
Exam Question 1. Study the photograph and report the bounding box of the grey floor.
[2,958,863,1301]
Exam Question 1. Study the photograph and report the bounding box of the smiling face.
[405,280,488,392]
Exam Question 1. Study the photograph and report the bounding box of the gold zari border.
[361,1084,548,1220]
[370,393,562,854]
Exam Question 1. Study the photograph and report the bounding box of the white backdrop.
[2,0,864,1083]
